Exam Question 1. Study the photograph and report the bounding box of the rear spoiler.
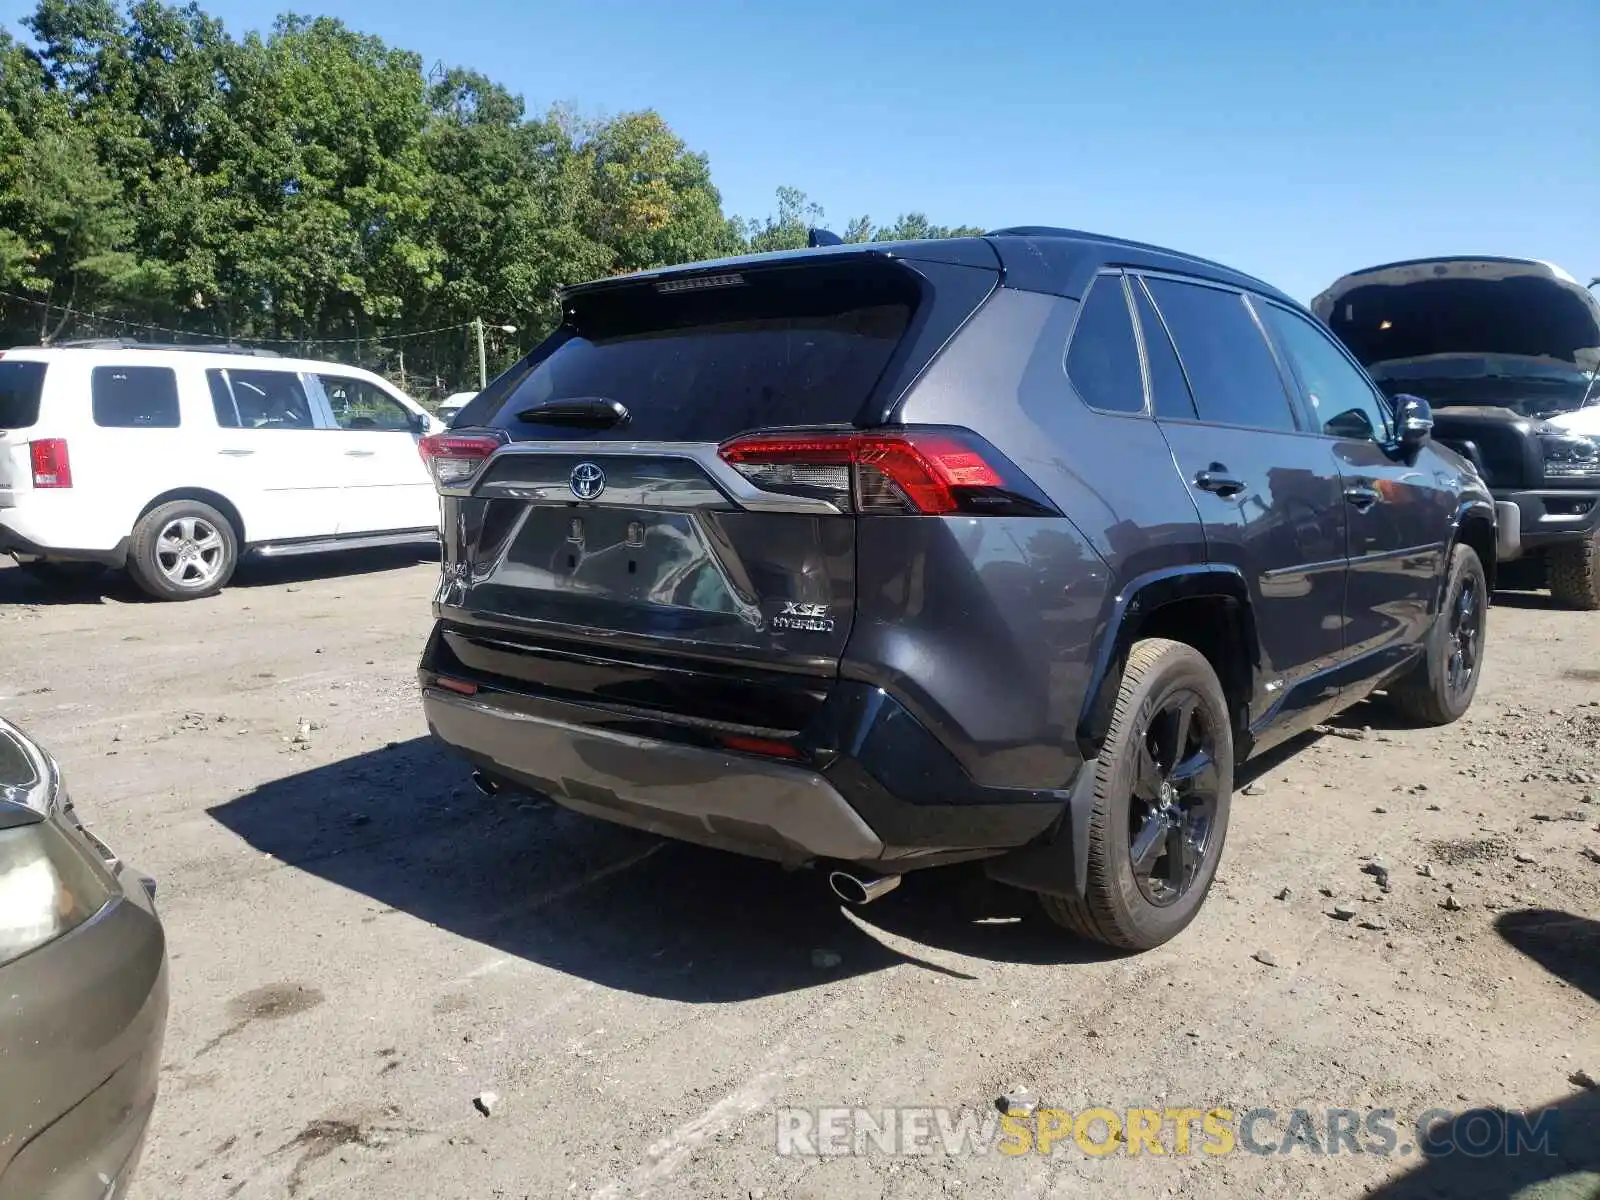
[558,240,1001,303]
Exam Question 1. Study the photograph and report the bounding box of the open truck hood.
[1312,257,1600,380]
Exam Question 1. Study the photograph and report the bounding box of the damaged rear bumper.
[419,645,1079,885]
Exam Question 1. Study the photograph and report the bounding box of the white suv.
[0,341,447,600]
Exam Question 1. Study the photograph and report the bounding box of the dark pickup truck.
[1315,257,1600,608]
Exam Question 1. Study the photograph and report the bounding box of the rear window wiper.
[514,397,631,429]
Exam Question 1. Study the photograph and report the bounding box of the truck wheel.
[126,500,238,601]
[1039,638,1233,951]
[1386,544,1488,725]
[1547,532,1600,610]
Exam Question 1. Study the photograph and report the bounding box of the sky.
[6,0,1598,303]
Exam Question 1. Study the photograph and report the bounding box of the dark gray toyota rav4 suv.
[419,227,1497,951]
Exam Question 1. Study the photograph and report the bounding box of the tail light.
[29,439,72,488]
[419,431,505,490]
[718,428,1058,516]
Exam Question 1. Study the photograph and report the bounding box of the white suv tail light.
[29,439,72,488]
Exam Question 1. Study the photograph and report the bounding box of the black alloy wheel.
[1128,687,1221,907]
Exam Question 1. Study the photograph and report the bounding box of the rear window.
[92,365,181,428]
[0,361,47,430]
[481,262,920,442]
[223,369,315,429]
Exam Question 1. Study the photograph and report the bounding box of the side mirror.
[1395,394,1433,449]
[406,410,428,435]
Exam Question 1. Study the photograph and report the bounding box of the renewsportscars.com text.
[775,1106,1566,1159]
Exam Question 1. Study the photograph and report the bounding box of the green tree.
[0,25,167,340]
[575,110,742,274]
[738,185,824,253]
[0,0,979,389]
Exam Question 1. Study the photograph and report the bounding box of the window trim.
[89,364,183,430]
[1251,297,1400,447]
[1132,271,1310,437]
[1060,269,1151,419]
[207,368,243,428]
[1129,274,1199,421]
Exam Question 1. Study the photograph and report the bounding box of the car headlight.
[1539,427,1600,480]
[0,816,114,965]
[0,721,115,967]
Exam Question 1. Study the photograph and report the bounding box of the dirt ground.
[2,552,1596,1200]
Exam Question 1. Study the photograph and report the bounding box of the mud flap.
[1494,502,1522,562]
[980,758,1097,899]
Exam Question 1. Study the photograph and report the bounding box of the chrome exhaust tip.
[828,870,902,906]
[470,770,500,797]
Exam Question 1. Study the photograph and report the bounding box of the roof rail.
[54,338,281,358]
[984,226,1242,275]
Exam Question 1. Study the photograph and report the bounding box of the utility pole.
[473,319,518,391]
[398,346,407,392]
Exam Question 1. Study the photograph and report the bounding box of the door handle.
[344,449,376,457]
[218,448,254,457]
[1344,484,1381,511]
[1194,466,1246,497]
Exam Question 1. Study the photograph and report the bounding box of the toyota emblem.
[569,461,606,501]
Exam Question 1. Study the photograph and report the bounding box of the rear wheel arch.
[1076,567,1260,761]
[137,488,246,546]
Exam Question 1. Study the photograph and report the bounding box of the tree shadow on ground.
[1363,908,1600,1200]
[206,737,1123,1005]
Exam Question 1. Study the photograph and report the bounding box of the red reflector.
[29,438,72,488]
[721,735,801,759]
[418,432,504,488]
[719,430,1003,515]
[434,676,479,696]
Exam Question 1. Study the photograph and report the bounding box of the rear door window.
[0,361,47,429]
[222,370,316,429]
[485,262,919,442]
[207,369,241,427]
[1144,278,1299,433]
[1064,274,1145,414]
[91,365,181,428]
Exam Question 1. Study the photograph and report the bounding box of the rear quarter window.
[92,365,181,428]
[1064,274,1145,414]
[0,361,48,430]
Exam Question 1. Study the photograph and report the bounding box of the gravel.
[4,555,1595,1200]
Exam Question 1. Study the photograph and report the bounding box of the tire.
[1547,531,1600,610]
[19,560,106,589]
[1039,638,1233,951]
[1386,544,1488,726]
[126,500,238,601]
